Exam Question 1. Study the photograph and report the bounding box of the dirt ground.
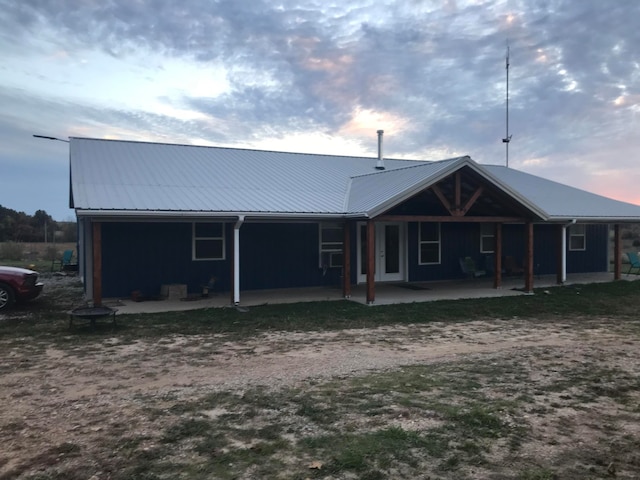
[1,280,640,478]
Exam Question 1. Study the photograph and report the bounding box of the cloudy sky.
[1,0,639,221]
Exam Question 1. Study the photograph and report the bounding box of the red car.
[0,266,44,311]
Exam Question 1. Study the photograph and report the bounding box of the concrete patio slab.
[104,272,636,315]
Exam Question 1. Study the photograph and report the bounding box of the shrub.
[44,245,60,261]
[0,242,25,260]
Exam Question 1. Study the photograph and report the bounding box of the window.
[419,222,441,264]
[193,223,225,260]
[569,224,586,251]
[480,224,495,253]
[320,223,343,267]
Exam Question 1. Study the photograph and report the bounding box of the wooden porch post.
[524,221,534,293]
[493,223,502,289]
[556,224,564,284]
[614,224,621,280]
[366,220,375,304]
[342,222,351,298]
[92,221,102,306]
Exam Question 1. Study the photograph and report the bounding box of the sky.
[1,0,639,221]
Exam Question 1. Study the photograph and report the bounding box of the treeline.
[0,205,76,243]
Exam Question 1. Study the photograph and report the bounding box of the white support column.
[233,216,245,305]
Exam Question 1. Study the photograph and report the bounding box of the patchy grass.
[5,351,638,479]
[2,280,640,478]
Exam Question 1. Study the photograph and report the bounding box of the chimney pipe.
[375,129,385,170]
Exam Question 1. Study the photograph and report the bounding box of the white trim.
[568,224,586,251]
[480,223,495,254]
[192,222,226,261]
[418,222,441,265]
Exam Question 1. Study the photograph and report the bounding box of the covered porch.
[108,272,625,314]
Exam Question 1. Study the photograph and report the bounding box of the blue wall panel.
[408,222,609,283]
[239,223,341,290]
[567,224,608,273]
[100,220,609,298]
[101,222,232,298]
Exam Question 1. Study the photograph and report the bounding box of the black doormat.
[393,283,431,291]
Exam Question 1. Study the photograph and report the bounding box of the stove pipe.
[375,130,385,170]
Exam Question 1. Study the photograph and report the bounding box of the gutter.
[74,210,367,221]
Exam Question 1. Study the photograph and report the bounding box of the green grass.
[2,280,639,346]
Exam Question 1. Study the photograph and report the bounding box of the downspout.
[560,219,576,283]
[233,215,245,305]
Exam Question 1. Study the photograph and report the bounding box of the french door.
[357,222,406,283]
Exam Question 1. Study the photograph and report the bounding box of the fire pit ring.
[68,305,117,328]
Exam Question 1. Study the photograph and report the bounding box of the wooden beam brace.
[430,184,453,215]
[462,186,483,214]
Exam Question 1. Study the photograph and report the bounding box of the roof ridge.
[71,136,427,163]
[349,156,469,179]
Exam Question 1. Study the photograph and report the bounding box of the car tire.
[0,283,15,311]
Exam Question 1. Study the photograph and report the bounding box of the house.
[68,135,640,306]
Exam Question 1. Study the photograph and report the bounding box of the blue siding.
[239,223,342,290]
[567,224,608,273]
[101,222,232,298]
[99,220,609,298]
[408,222,609,282]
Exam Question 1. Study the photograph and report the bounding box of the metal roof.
[485,165,640,221]
[69,137,640,222]
[70,138,418,216]
[347,157,466,214]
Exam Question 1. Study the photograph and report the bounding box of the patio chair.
[51,250,75,272]
[626,251,640,276]
[459,256,486,278]
[504,255,524,276]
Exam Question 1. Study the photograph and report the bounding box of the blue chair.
[459,256,486,278]
[51,250,74,271]
[626,252,640,275]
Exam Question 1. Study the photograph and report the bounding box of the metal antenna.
[502,42,512,167]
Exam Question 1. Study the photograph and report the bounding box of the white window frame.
[192,222,225,261]
[569,224,586,251]
[418,222,441,265]
[319,223,343,268]
[480,223,495,253]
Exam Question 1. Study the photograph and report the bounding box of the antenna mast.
[502,43,512,167]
